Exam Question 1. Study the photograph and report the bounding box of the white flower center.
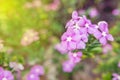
[102,32,107,36]
[85,23,89,28]
[118,76,120,80]
[73,24,80,30]
[95,25,99,28]
[2,78,7,80]
[67,36,72,42]
[73,53,77,57]
[35,68,40,72]
[30,74,34,79]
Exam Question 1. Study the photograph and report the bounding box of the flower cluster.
[56,11,114,72]
[27,65,44,80]
[21,29,39,46]
[0,67,14,80]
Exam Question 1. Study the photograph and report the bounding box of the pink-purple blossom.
[26,65,44,80]
[0,67,14,80]
[112,9,120,16]
[112,73,120,80]
[61,30,78,51]
[30,65,44,76]
[56,10,114,73]
[55,43,68,54]
[68,51,82,63]
[62,60,76,72]
[94,21,114,45]
[89,8,99,18]
[27,73,39,80]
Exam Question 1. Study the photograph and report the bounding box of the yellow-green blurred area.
[0,0,120,80]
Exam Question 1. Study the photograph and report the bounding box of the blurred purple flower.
[112,73,120,80]
[0,67,4,76]
[27,73,39,80]
[0,70,14,80]
[118,62,120,68]
[102,44,112,54]
[112,9,120,16]
[94,21,114,45]
[30,65,44,76]
[89,8,99,18]
[68,51,82,63]
[62,60,76,72]
[55,43,68,54]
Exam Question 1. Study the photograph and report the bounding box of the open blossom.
[62,60,76,72]
[0,67,14,80]
[68,51,82,63]
[89,8,98,18]
[26,65,44,80]
[21,29,39,46]
[94,21,114,45]
[112,73,120,80]
[61,30,78,51]
[30,65,44,76]
[27,73,39,80]
[66,11,86,33]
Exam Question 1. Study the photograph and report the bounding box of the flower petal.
[107,34,114,41]
[99,37,107,45]
[98,21,109,32]
[68,42,76,50]
[76,41,86,49]
[72,11,78,19]
[93,29,102,39]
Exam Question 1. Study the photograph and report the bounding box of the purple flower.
[94,21,114,45]
[66,11,86,33]
[82,15,97,34]
[62,60,76,72]
[0,67,4,77]
[112,73,120,80]
[30,65,44,76]
[0,70,14,80]
[27,73,39,80]
[55,43,68,54]
[61,30,78,51]
[89,8,98,18]
[112,9,120,16]
[73,27,88,49]
[68,51,82,63]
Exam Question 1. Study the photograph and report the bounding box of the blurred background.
[0,0,120,80]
